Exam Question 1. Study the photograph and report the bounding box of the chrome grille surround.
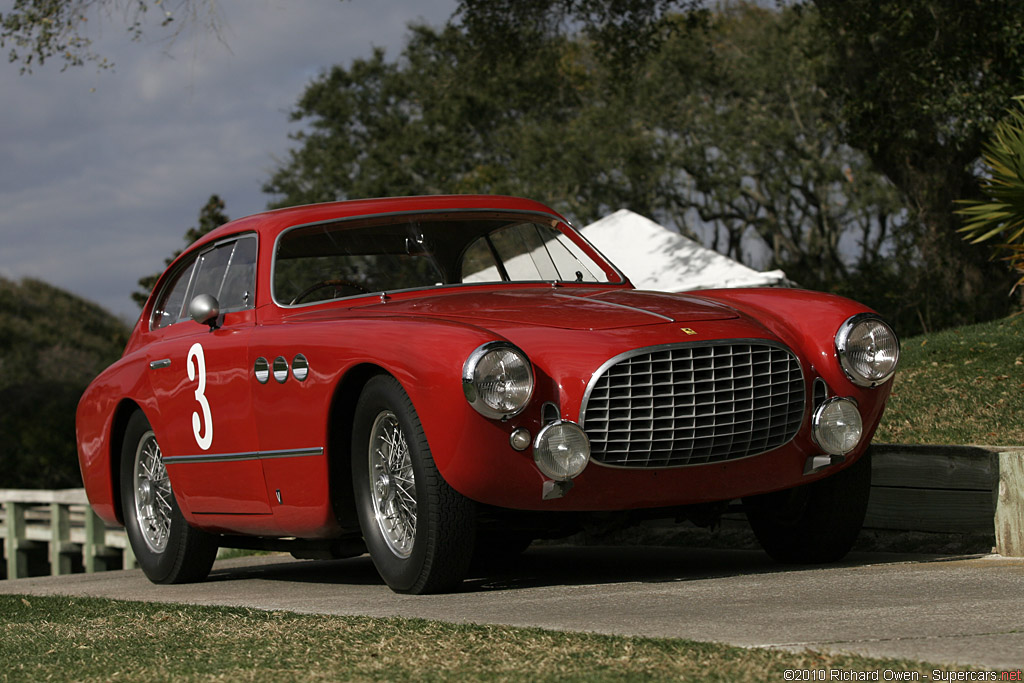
[580,340,805,468]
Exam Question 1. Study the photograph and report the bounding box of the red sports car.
[76,195,899,593]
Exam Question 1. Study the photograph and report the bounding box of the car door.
[144,235,270,515]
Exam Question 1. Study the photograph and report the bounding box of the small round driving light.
[836,314,899,387]
[812,398,863,456]
[534,421,590,481]
[463,342,535,419]
[510,428,532,451]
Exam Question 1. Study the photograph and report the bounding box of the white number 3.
[187,342,213,451]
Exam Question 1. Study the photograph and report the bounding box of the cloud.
[0,0,457,319]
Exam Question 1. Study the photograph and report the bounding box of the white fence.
[0,488,137,580]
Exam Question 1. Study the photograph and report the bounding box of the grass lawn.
[873,313,1024,446]
[0,595,980,682]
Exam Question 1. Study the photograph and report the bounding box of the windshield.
[273,212,618,306]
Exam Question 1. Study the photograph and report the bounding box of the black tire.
[743,450,872,564]
[120,410,218,584]
[351,375,475,594]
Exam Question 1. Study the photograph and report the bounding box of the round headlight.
[462,342,534,419]
[812,398,863,456]
[534,421,590,481]
[835,314,899,387]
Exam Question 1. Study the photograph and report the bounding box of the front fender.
[76,351,159,526]
[696,288,895,437]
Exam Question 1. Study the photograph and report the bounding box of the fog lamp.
[533,420,590,481]
[812,398,863,456]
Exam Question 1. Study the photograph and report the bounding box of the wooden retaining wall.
[865,444,1024,556]
[866,444,999,534]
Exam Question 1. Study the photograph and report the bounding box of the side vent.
[813,378,829,410]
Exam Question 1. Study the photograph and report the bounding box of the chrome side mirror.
[189,294,221,330]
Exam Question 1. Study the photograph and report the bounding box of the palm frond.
[956,97,1024,282]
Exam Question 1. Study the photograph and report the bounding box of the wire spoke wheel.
[368,411,417,558]
[352,375,476,594]
[133,429,172,553]
[120,411,217,584]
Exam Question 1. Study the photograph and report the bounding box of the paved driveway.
[2,546,1022,671]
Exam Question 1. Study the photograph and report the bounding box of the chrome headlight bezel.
[462,341,535,420]
[835,313,900,388]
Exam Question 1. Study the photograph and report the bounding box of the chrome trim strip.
[551,293,674,322]
[149,359,172,370]
[579,339,805,470]
[162,446,324,465]
[258,447,324,460]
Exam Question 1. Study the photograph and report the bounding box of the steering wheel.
[290,279,371,305]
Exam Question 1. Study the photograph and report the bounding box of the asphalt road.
[2,545,1022,671]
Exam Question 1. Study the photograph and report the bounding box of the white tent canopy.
[580,209,788,292]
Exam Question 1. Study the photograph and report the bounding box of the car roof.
[189,195,566,252]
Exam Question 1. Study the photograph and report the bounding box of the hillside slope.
[0,277,129,488]
[875,314,1024,445]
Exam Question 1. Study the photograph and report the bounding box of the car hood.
[351,288,739,330]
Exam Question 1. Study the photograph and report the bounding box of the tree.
[957,98,1024,291]
[643,5,903,294]
[810,0,1024,331]
[132,193,228,308]
[262,24,677,224]
[265,2,904,314]
[453,0,701,78]
[0,276,128,488]
[0,0,224,72]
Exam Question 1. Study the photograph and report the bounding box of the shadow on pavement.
[205,544,960,594]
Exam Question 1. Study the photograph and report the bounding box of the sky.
[0,0,459,323]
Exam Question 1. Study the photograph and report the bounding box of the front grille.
[581,342,805,468]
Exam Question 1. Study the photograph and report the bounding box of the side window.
[190,242,235,302]
[149,235,257,330]
[151,258,197,330]
[189,236,258,313]
[212,236,257,312]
